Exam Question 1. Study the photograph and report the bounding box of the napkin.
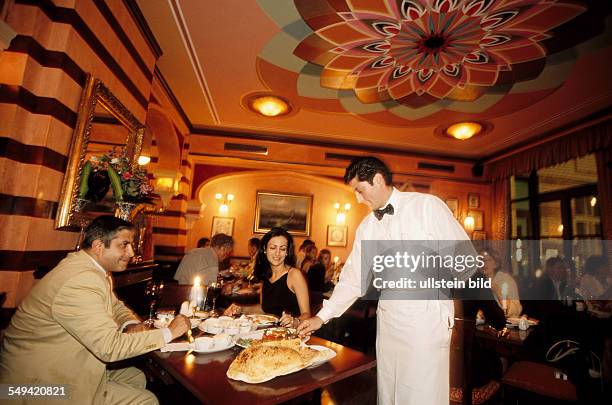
[160,342,193,352]
[179,301,194,317]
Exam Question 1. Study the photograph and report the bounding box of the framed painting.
[327,225,348,247]
[472,231,487,240]
[445,198,459,218]
[468,210,484,231]
[211,216,235,237]
[468,193,480,208]
[254,191,313,236]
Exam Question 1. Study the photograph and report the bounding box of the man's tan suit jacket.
[0,251,165,404]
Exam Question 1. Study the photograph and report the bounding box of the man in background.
[197,237,210,248]
[0,215,190,404]
[174,233,234,285]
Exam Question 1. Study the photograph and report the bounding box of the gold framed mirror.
[55,75,145,230]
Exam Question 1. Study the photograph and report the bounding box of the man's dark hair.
[210,233,234,249]
[248,237,260,250]
[197,237,210,248]
[343,156,392,185]
[254,227,296,280]
[82,215,134,249]
[584,255,608,275]
[299,239,315,250]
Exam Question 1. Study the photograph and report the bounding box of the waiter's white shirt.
[317,188,470,322]
[316,188,470,405]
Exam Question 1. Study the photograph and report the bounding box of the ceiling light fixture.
[244,93,292,117]
[445,122,483,140]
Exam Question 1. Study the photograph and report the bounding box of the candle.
[190,276,202,310]
[501,282,508,313]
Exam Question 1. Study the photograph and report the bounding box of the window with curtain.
[510,154,602,275]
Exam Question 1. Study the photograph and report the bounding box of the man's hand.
[168,315,191,340]
[296,316,324,337]
[124,323,148,333]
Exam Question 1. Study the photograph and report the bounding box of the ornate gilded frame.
[55,75,145,230]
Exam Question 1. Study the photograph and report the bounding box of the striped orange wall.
[0,0,159,306]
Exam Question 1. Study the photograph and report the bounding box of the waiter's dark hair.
[82,215,134,249]
[254,227,296,280]
[344,156,393,185]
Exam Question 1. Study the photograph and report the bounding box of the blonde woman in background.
[480,249,522,317]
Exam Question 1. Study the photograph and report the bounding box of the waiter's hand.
[168,315,190,340]
[296,316,323,337]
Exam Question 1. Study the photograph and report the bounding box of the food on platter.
[227,342,334,383]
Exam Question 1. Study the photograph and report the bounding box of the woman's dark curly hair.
[254,227,296,280]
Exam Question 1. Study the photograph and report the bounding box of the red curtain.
[485,119,611,181]
[491,178,510,240]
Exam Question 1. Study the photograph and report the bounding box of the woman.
[306,249,331,292]
[226,228,310,327]
[300,244,318,274]
[480,249,522,317]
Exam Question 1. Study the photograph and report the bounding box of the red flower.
[122,172,133,180]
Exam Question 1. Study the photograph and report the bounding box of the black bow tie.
[374,204,394,221]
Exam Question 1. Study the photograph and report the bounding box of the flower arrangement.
[79,148,153,203]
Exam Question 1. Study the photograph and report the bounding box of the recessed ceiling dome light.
[445,122,482,140]
[249,95,290,117]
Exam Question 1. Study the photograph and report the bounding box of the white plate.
[245,314,278,327]
[192,340,235,354]
[305,345,337,368]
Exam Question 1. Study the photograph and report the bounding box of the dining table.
[474,324,532,360]
[146,333,376,404]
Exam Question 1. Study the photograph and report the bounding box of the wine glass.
[208,281,222,316]
[143,280,164,327]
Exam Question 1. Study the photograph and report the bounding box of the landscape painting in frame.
[254,191,312,236]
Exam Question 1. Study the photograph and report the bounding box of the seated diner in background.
[174,233,234,285]
[300,244,318,274]
[225,227,310,328]
[0,215,190,405]
[306,248,332,293]
[479,248,522,317]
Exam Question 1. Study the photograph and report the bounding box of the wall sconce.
[215,193,234,215]
[334,202,351,224]
[155,177,177,211]
[137,155,151,165]
[463,215,475,234]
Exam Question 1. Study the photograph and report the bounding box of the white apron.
[376,299,454,405]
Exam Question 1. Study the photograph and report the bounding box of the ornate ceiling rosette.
[256,0,608,125]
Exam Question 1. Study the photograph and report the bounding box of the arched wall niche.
[186,170,369,260]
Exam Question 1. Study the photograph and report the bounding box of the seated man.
[174,233,234,285]
[0,215,190,404]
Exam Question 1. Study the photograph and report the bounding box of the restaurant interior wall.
[0,1,159,306]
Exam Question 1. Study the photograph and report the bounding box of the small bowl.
[224,326,239,335]
[194,336,214,350]
[208,324,224,334]
[190,318,201,329]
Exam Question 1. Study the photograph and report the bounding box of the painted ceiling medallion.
[256,0,606,125]
[293,0,584,103]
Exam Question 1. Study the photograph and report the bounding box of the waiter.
[298,156,471,404]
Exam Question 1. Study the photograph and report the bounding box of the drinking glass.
[208,281,222,316]
[143,280,164,327]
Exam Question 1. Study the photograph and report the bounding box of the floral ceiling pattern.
[256,0,608,125]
